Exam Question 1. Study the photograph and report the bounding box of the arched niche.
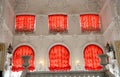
[84,44,103,70]
[49,44,71,71]
[12,45,35,72]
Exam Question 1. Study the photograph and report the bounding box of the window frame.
[15,14,36,33]
[48,14,68,33]
[80,14,101,32]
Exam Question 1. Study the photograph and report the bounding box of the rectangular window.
[15,15,35,32]
[48,14,68,33]
[80,14,100,32]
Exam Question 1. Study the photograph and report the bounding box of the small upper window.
[80,14,100,32]
[48,14,68,33]
[15,15,35,32]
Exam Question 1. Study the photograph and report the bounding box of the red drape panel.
[80,14,100,32]
[49,45,71,71]
[48,14,67,32]
[84,44,103,70]
[16,15,35,32]
[12,45,35,72]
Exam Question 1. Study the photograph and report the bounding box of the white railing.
[113,71,120,77]
[26,71,108,77]
[104,70,116,77]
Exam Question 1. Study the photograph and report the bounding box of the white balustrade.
[26,71,110,77]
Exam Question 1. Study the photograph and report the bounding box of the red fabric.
[84,44,103,70]
[16,15,35,32]
[12,45,35,72]
[48,14,67,32]
[49,45,71,71]
[80,14,100,32]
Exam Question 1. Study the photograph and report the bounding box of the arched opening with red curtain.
[49,45,71,71]
[12,45,35,72]
[84,44,103,71]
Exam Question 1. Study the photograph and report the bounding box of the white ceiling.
[15,0,105,14]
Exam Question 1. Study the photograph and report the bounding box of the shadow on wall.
[0,71,2,77]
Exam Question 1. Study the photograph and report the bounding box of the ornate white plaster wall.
[0,0,14,44]
[3,0,15,33]
[0,0,15,77]
[116,0,120,15]
[101,0,120,76]
[100,0,116,33]
[2,0,120,76]
[12,0,106,71]
[15,0,101,14]
[0,0,4,42]
[13,33,105,71]
[102,0,120,43]
[0,0,15,46]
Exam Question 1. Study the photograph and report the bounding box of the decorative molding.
[26,71,106,77]
[116,0,120,15]
[87,0,100,12]
[0,2,3,25]
[15,0,28,12]
[114,16,120,37]
[48,0,66,10]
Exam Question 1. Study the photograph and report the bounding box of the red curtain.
[80,14,100,32]
[49,45,71,71]
[84,44,103,70]
[16,15,35,32]
[12,45,35,72]
[48,14,67,32]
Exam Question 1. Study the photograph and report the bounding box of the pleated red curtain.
[48,14,67,32]
[84,44,103,70]
[12,45,35,72]
[49,45,71,71]
[15,15,35,32]
[80,14,100,32]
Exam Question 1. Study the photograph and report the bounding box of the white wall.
[0,0,15,45]
[101,0,120,76]
[101,0,120,42]
[11,0,106,71]
[100,0,116,33]
[2,0,115,72]
[13,33,105,71]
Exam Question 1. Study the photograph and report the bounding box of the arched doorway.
[12,45,35,72]
[49,45,71,71]
[84,44,103,70]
